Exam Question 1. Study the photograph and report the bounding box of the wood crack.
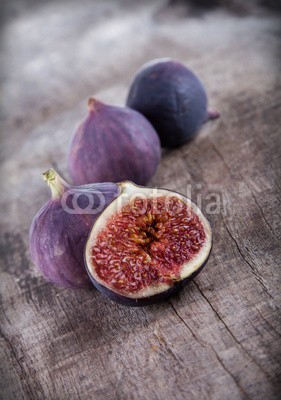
[150,322,185,369]
[208,140,233,176]
[0,329,45,399]
[254,307,281,338]
[1,310,12,326]
[250,190,278,239]
[209,344,252,400]
[222,218,276,302]
[112,359,127,400]
[194,281,272,379]
[168,300,206,347]
[168,300,254,399]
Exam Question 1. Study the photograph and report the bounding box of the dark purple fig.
[68,98,161,186]
[29,169,120,289]
[126,58,220,148]
[85,181,212,306]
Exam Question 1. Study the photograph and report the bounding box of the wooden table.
[1,1,280,399]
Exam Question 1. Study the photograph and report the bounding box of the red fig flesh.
[85,182,212,305]
[29,169,120,288]
[68,98,161,185]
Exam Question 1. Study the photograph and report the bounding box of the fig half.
[85,182,212,306]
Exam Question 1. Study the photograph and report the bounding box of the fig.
[126,58,220,148]
[68,98,161,185]
[29,169,120,289]
[85,181,212,306]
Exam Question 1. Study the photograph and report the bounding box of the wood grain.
[1,1,280,399]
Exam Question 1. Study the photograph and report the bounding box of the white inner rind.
[85,181,212,299]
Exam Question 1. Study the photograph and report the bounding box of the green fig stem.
[42,169,69,199]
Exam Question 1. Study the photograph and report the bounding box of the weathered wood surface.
[1,1,281,399]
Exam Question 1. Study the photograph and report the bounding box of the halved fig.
[85,182,212,306]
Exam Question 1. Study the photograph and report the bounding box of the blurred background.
[1,0,280,228]
[1,0,280,182]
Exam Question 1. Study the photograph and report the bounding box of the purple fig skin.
[29,169,120,289]
[86,253,210,306]
[126,58,220,148]
[68,98,161,186]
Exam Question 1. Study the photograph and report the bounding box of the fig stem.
[88,97,97,112]
[42,169,68,199]
[207,110,220,120]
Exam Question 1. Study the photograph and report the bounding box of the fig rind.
[87,254,210,306]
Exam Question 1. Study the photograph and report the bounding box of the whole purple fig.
[68,98,161,185]
[126,58,220,148]
[29,169,120,289]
